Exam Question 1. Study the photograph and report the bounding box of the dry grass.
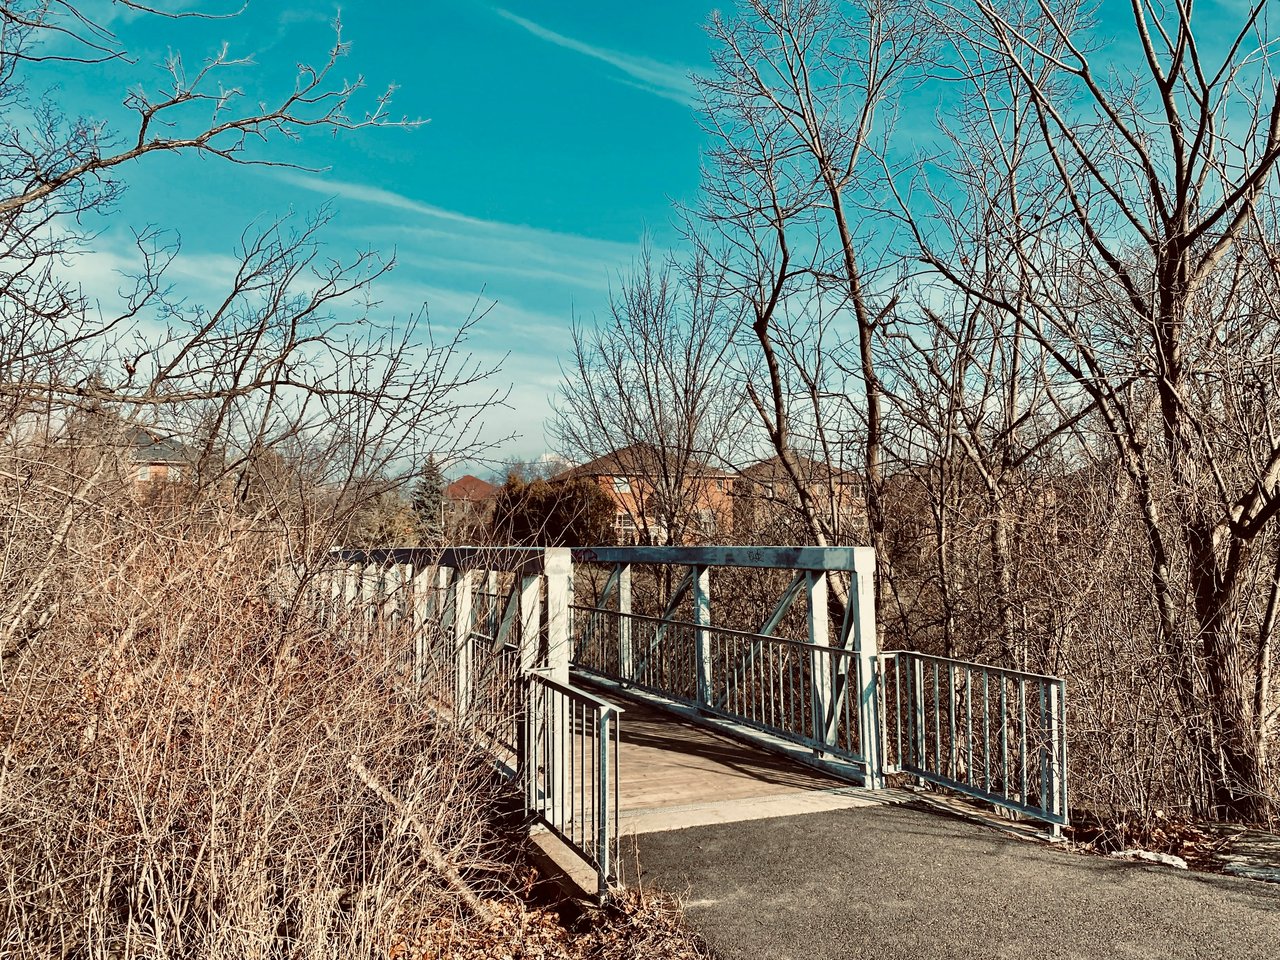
[0,495,709,959]
[393,888,713,960]
[2,523,502,956]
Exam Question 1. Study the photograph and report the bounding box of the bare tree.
[552,244,748,545]
[0,4,502,667]
[688,0,933,615]
[881,41,1098,664]
[915,0,1280,818]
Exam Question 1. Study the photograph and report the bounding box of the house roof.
[445,474,497,502]
[739,453,859,485]
[553,442,732,482]
[128,428,191,465]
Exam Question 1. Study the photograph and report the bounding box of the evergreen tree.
[412,454,447,542]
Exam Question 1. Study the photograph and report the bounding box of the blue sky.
[52,1,718,469]
[45,1,1257,475]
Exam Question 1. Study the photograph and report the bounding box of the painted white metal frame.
[570,544,884,789]
[327,546,622,894]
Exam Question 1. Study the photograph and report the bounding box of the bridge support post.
[359,563,378,639]
[335,563,350,632]
[518,574,541,673]
[808,570,833,755]
[409,563,434,687]
[852,547,885,790]
[618,563,633,681]
[384,563,405,664]
[1047,681,1066,837]
[484,568,499,637]
[517,571,541,812]
[692,565,711,706]
[323,564,340,626]
[544,548,572,685]
[452,569,475,724]
[532,548,572,823]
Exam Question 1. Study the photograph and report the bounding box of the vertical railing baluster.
[1056,679,1068,830]
[785,656,792,733]
[948,662,957,779]
[613,564,629,671]
[576,701,581,849]
[597,706,611,891]
[693,565,711,707]
[558,691,566,836]
[914,658,924,770]
[762,642,773,732]
[1018,677,1028,805]
[894,656,903,770]
[936,660,947,773]
[965,667,973,787]
[1000,675,1009,795]
[1039,680,1049,811]
[983,670,991,793]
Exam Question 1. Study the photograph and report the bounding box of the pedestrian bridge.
[321,544,1068,896]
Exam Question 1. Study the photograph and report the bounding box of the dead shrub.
[0,517,517,958]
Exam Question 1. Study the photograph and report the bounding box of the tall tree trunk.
[1188,525,1269,819]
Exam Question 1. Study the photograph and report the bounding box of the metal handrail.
[524,672,623,892]
[573,603,872,771]
[324,549,622,894]
[572,604,859,657]
[879,649,1065,684]
[527,666,628,712]
[877,650,1068,831]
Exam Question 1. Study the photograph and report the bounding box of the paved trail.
[632,803,1280,960]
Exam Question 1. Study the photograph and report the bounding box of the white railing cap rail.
[568,544,874,571]
[332,545,571,576]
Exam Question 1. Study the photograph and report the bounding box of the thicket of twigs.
[554,0,1280,828]
[0,3,714,949]
[0,446,709,958]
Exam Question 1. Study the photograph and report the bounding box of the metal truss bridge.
[321,544,1068,897]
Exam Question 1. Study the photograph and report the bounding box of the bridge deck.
[590,684,899,836]
[616,696,843,808]
[532,681,897,894]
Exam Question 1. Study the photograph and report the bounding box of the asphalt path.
[631,803,1280,960]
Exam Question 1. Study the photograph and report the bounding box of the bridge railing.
[879,650,1068,831]
[319,547,624,894]
[318,544,1069,866]
[573,605,871,767]
[569,545,883,786]
[524,671,622,888]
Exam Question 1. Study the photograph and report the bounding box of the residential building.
[444,474,498,540]
[552,442,735,545]
[129,428,191,485]
[734,453,866,542]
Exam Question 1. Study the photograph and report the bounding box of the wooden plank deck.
[614,696,846,810]
[534,683,906,894]
[587,688,904,837]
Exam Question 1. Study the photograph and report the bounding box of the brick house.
[129,428,191,486]
[443,474,498,539]
[553,443,736,544]
[734,453,866,541]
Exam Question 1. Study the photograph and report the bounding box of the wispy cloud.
[268,170,649,458]
[494,7,696,106]
[275,171,498,227]
[275,170,637,292]
[374,276,576,453]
